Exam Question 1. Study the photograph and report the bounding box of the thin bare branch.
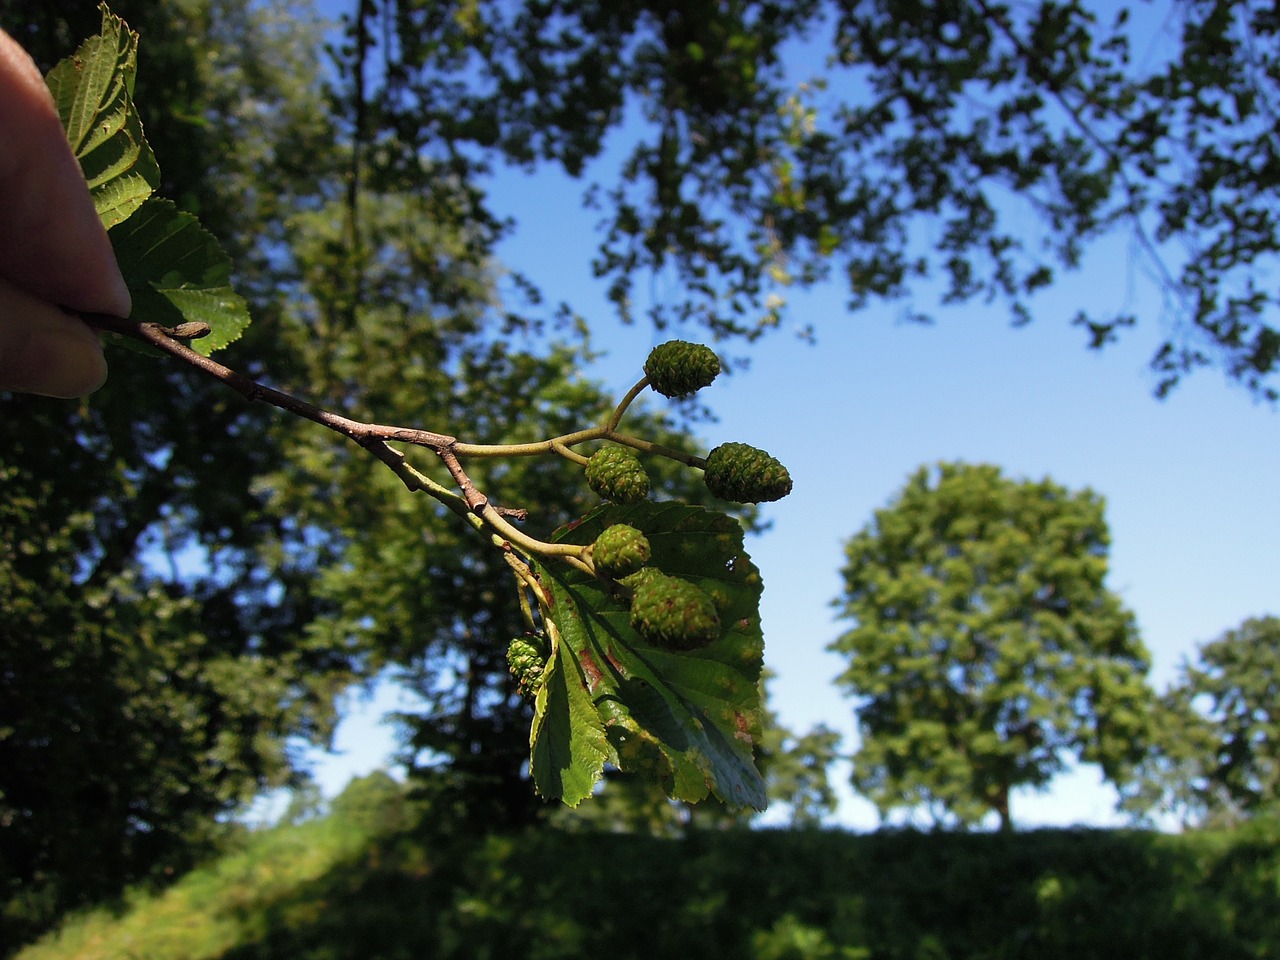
[86,313,458,451]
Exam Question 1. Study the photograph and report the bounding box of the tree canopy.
[348,0,1280,399]
[830,462,1154,829]
[1123,616,1280,828]
[0,0,358,936]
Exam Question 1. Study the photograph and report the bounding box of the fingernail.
[106,272,133,319]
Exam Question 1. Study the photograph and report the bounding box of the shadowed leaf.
[535,502,767,810]
[529,630,611,807]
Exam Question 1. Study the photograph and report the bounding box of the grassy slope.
[14,795,1280,960]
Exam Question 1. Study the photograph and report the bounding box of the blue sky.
[298,0,1279,830]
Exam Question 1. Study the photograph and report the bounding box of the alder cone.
[625,568,721,650]
[507,634,549,701]
[592,523,651,579]
[703,441,793,503]
[584,446,651,503]
[644,340,721,398]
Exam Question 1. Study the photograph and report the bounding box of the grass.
[13,814,376,960]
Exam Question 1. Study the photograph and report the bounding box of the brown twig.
[86,313,459,453]
[85,313,602,574]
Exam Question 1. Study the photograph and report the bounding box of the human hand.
[0,29,131,398]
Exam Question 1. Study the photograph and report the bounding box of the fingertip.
[0,287,109,398]
[102,267,133,320]
[53,314,109,396]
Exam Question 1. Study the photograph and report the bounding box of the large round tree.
[830,462,1154,829]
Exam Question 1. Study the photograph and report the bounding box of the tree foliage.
[0,452,319,933]
[830,462,1154,829]
[0,1,357,937]
[757,715,842,828]
[1123,616,1280,828]
[342,0,1280,399]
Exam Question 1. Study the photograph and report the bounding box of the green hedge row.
[220,822,1280,959]
[16,790,1280,960]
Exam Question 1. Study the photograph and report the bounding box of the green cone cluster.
[585,446,650,503]
[624,568,721,650]
[703,441,793,503]
[507,634,550,702]
[644,340,721,398]
[591,523,651,580]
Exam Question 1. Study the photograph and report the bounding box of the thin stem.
[607,376,649,431]
[448,376,650,460]
[480,504,586,560]
[452,425,608,459]
[550,439,591,466]
[507,553,540,633]
[608,432,707,469]
[379,448,472,516]
[452,426,704,470]
[445,374,707,478]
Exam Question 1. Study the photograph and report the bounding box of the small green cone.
[625,568,721,650]
[591,523,652,579]
[585,446,651,503]
[644,340,721,398]
[507,634,549,701]
[703,441,793,503]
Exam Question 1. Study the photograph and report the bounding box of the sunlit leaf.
[529,628,611,807]
[45,4,160,228]
[109,198,250,354]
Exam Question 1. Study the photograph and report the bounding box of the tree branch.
[85,313,599,571]
[971,0,1185,311]
[87,314,458,452]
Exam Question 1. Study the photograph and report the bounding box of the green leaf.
[534,502,767,810]
[529,630,611,808]
[45,4,160,229]
[46,8,252,355]
[109,198,250,354]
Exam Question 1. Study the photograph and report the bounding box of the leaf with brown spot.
[534,502,767,810]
